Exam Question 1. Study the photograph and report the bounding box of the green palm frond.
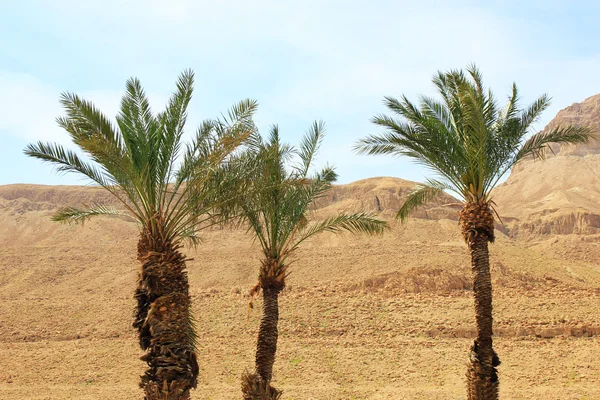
[177,99,257,185]
[515,125,592,161]
[223,98,259,135]
[117,77,156,173]
[357,115,466,195]
[179,227,201,249]
[162,99,259,242]
[295,120,325,176]
[24,141,116,189]
[288,213,388,255]
[316,165,338,184]
[397,180,452,222]
[23,141,145,221]
[57,92,123,150]
[173,98,257,188]
[156,69,195,197]
[52,204,130,224]
[53,92,141,207]
[519,94,551,132]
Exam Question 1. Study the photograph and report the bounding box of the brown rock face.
[546,93,600,157]
[494,93,600,237]
[313,176,458,220]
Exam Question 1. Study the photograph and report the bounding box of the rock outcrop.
[494,93,600,237]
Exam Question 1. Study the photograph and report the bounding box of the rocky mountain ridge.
[494,93,600,237]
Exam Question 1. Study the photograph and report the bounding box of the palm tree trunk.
[466,233,500,400]
[241,281,283,400]
[134,230,199,400]
[255,286,280,383]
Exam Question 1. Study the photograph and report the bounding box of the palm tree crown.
[355,65,591,224]
[24,70,257,245]
[242,122,388,285]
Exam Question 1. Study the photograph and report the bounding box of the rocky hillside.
[494,94,600,237]
[0,177,458,222]
[315,177,458,220]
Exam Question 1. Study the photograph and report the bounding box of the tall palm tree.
[240,122,388,399]
[354,65,591,400]
[24,70,257,400]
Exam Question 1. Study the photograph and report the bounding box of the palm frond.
[156,69,195,203]
[179,227,201,249]
[317,165,338,184]
[187,312,199,352]
[239,121,387,266]
[519,94,551,133]
[177,98,257,186]
[397,180,451,222]
[52,204,129,224]
[116,76,157,177]
[223,98,259,130]
[57,92,123,150]
[353,129,403,156]
[515,125,592,161]
[289,213,388,254]
[52,92,146,213]
[295,120,325,176]
[164,99,259,242]
[24,141,116,188]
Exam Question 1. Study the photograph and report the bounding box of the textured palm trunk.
[460,200,500,400]
[241,270,283,400]
[133,230,199,400]
[466,234,500,399]
[255,286,281,384]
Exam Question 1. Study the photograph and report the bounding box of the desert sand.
[0,176,599,400]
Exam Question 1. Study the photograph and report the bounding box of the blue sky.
[1,0,599,185]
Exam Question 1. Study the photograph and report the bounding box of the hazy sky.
[1,0,599,185]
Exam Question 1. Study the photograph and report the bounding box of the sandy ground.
[1,184,599,399]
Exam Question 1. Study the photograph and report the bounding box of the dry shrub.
[350,262,568,296]
[353,266,472,294]
[491,262,549,289]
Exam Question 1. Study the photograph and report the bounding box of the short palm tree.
[240,122,388,399]
[354,65,591,400]
[24,70,257,400]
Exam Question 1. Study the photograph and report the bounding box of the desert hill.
[494,94,600,237]
[0,176,599,399]
[0,176,456,219]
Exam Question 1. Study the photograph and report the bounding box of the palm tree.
[239,122,388,399]
[354,65,591,400]
[24,70,257,400]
